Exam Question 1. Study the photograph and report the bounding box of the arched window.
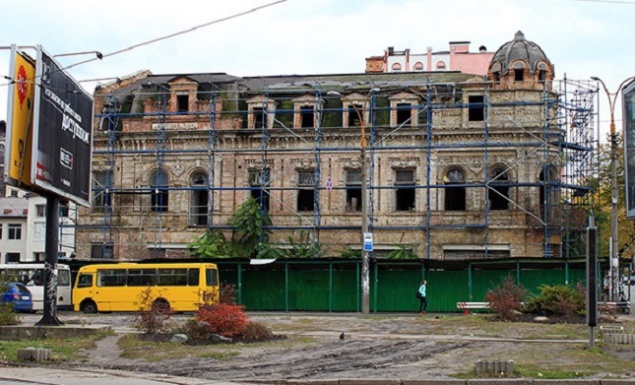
[190,171,209,226]
[391,63,402,72]
[444,168,465,211]
[436,61,446,70]
[537,62,548,83]
[513,61,525,82]
[489,168,509,210]
[413,62,424,71]
[151,168,169,212]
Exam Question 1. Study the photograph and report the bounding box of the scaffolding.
[78,71,597,262]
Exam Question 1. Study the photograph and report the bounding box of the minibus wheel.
[81,300,97,314]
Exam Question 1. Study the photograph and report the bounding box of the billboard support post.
[35,195,62,326]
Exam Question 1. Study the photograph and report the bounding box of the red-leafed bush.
[197,303,248,338]
[486,274,527,321]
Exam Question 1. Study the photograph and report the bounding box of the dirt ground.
[18,312,635,383]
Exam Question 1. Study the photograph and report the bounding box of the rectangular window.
[253,107,267,129]
[0,225,2,240]
[347,104,363,127]
[6,253,20,263]
[77,273,93,288]
[177,94,189,112]
[514,68,524,82]
[300,106,314,128]
[97,269,127,287]
[60,204,69,217]
[297,171,315,211]
[91,244,114,259]
[127,269,157,286]
[468,95,484,122]
[8,224,22,240]
[249,169,270,211]
[396,103,412,126]
[36,204,45,217]
[157,268,188,286]
[346,170,362,212]
[395,169,416,211]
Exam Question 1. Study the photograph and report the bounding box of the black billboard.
[32,46,93,207]
[623,80,635,219]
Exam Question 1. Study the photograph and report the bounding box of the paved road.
[0,366,259,385]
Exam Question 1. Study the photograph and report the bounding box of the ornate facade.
[77,32,595,261]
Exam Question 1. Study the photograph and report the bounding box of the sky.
[1,0,634,136]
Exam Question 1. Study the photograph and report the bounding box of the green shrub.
[525,284,585,317]
[0,303,19,326]
[485,275,527,321]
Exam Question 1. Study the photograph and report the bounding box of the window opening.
[151,169,169,212]
[413,62,424,71]
[36,204,45,217]
[190,172,209,226]
[347,104,363,127]
[253,107,267,129]
[177,95,189,112]
[297,170,315,212]
[395,169,415,211]
[489,168,509,210]
[391,63,402,72]
[91,243,114,259]
[249,169,270,211]
[396,103,412,126]
[8,224,22,240]
[444,168,466,211]
[514,68,524,82]
[6,253,20,263]
[346,169,362,211]
[468,95,484,122]
[436,61,446,70]
[300,106,314,128]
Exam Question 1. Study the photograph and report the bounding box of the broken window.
[151,168,169,212]
[489,168,509,210]
[345,169,362,212]
[253,107,268,129]
[395,169,415,211]
[444,168,466,211]
[189,171,209,226]
[297,170,315,212]
[177,95,189,112]
[468,95,484,122]
[396,103,412,126]
[300,106,314,128]
[347,104,363,127]
[249,169,270,211]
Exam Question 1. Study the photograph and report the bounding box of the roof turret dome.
[490,31,550,75]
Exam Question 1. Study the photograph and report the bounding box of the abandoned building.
[76,31,597,262]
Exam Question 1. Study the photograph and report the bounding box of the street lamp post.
[328,88,379,314]
[591,76,635,302]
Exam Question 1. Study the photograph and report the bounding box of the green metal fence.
[214,258,591,313]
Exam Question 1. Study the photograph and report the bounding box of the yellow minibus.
[73,262,219,313]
